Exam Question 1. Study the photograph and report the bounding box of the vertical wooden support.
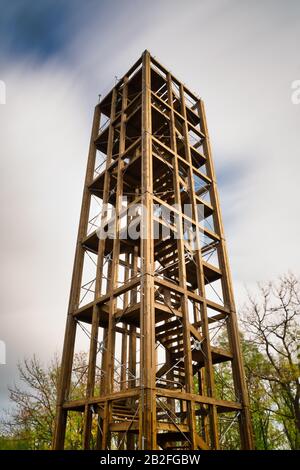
[96,91,117,448]
[121,253,130,390]
[53,104,100,449]
[167,73,197,449]
[180,84,219,449]
[102,79,128,450]
[129,244,138,389]
[139,50,156,450]
[82,90,117,449]
[127,248,138,450]
[198,99,253,449]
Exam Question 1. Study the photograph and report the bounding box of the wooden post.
[198,99,253,449]
[179,84,219,449]
[53,104,100,449]
[139,50,156,450]
[167,73,197,449]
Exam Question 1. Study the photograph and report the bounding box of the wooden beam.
[139,49,157,450]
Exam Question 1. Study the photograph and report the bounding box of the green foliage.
[0,436,30,450]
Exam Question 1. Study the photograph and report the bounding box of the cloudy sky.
[0,0,299,413]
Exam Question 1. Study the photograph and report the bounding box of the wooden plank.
[156,388,242,410]
[63,388,140,410]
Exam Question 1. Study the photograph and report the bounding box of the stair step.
[159,333,183,346]
[155,382,183,389]
[155,319,181,334]
[157,431,191,446]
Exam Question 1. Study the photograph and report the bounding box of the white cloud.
[0,58,91,409]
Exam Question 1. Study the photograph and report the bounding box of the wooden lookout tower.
[53,51,253,450]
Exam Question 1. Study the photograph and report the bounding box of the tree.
[0,353,88,449]
[242,338,288,449]
[242,273,300,449]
